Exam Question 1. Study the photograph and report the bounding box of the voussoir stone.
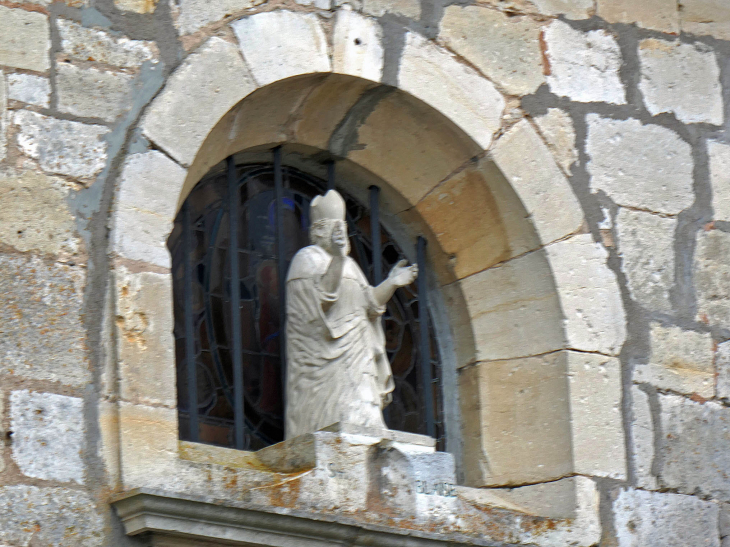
[708,140,730,222]
[7,73,51,108]
[616,208,675,313]
[534,108,578,174]
[333,7,383,82]
[639,39,723,125]
[362,0,420,19]
[0,6,50,72]
[695,229,730,329]
[530,0,593,19]
[398,32,504,150]
[587,115,693,214]
[717,340,730,401]
[57,63,134,122]
[613,487,720,547]
[57,19,157,68]
[680,0,730,40]
[631,385,658,490]
[597,0,679,33]
[232,11,331,87]
[0,71,6,163]
[439,5,545,96]
[544,20,625,105]
[13,110,109,180]
[175,0,266,35]
[142,37,256,167]
[10,390,85,484]
[114,0,158,13]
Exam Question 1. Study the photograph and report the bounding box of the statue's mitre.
[310,190,346,223]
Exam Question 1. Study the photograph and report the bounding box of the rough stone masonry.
[1,0,730,545]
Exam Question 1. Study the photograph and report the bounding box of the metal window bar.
[273,148,288,404]
[369,185,382,285]
[417,236,435,438]
[327,160,335,191]
[183,201,199,442]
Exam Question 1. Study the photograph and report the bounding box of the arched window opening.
[168,153,445,451]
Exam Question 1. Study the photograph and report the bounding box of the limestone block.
[233,11,330,87]
[0,254,90,386]
[0,486,104,546]
[639,39,723,125]
[450,250,564,362]
[631,385,658,490]
[613,487,720,547]
[98,400,120,486]
[13,110,109,180]
[333,8,383,82]
[680,0,730,40]
[660,393,730,501]
[695,229,730,328]
[718,341,730,400]
[439,5,544,96]
[0,168,82,257]
[616,208,675,313]
[0,6,50,72]
[142,37,256,167]
[534,108,578,174]
[112,151,186,267]
[115,0,158,13]
[0,71,6,163]
[546,234,626,355]
[635,323,714,397]
[398,32,504,150]
[587,115,693,214]
[57,63,134,122]
[26,0,87,5]
[115,266,176,407]
[176,0,266,35]
[459,352,572,486]
[7,73,50,107]
[10,390,85,484]
[491,119,584,244]
[544,20,625,105]
[529,0,594,19]
[57,19,157,69]
[362,0,420,18]
[708,140,730,222]
[597,0,679,33]
[295,0,331,9]
[567,351,626,479]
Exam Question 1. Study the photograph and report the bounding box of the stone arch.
[109,8,627,493]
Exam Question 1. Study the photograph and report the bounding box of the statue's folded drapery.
[285,245,393,439]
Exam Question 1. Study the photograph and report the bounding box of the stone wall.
[1,0,730,545]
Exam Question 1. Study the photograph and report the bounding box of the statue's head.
[309,190,349,256]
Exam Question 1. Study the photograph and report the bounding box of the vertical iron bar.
[417,236,435,438]
[327,160,335,191]
[228,156,245,450]
[183,201,199,442]
[274,147,288,405]
[369,186,382,285]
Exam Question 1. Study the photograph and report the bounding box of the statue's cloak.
[285,245,393,439]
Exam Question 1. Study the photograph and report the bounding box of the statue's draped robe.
[285,245,393,439]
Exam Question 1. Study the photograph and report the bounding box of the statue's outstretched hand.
[388,259,418,287]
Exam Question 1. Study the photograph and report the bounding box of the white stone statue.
[285,190,418,439]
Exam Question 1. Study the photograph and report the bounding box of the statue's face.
[331,220,348,250]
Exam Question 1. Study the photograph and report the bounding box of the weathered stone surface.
[398,32,504,150]
[57,63,134,122]
[115,0,158,13]
[13,110,109,180]
[597,0,679,33]
[717,341,730,401]
[333,8,383,82]
[708,140,730,222]
[639,39,723,125]
[695,229,730,329]
[587,115,693,214]
[295,0,331,9]
[613,487,720,547]
[491,119,583,244]
[660,393,730,502]
[233,11,330,87]
[544,20,625,105]
[112,151,186,267]
[439,5,544,96]
[0,6,50,72]
[546,234,627,355]
[530,0,594,19]
[0,71,6,163]
[568,351,626,479]
[0,254,89,386]
[142,37,256,167]
[362,0,420,18]
[7,72,51,108]
[0,168,81,258]
[534,108,578,174]
[175,0,266,34]
[635,323,714,397]
[0,486,104,546]
[10,390,85,484]
[631,386,658,490]
[57,19,157,68]
[398,32,505,149]
[616,208,675,313]
[680,0,730,40]
[116,266,176,407]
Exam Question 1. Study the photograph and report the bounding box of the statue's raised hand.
[388,259,418,287]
